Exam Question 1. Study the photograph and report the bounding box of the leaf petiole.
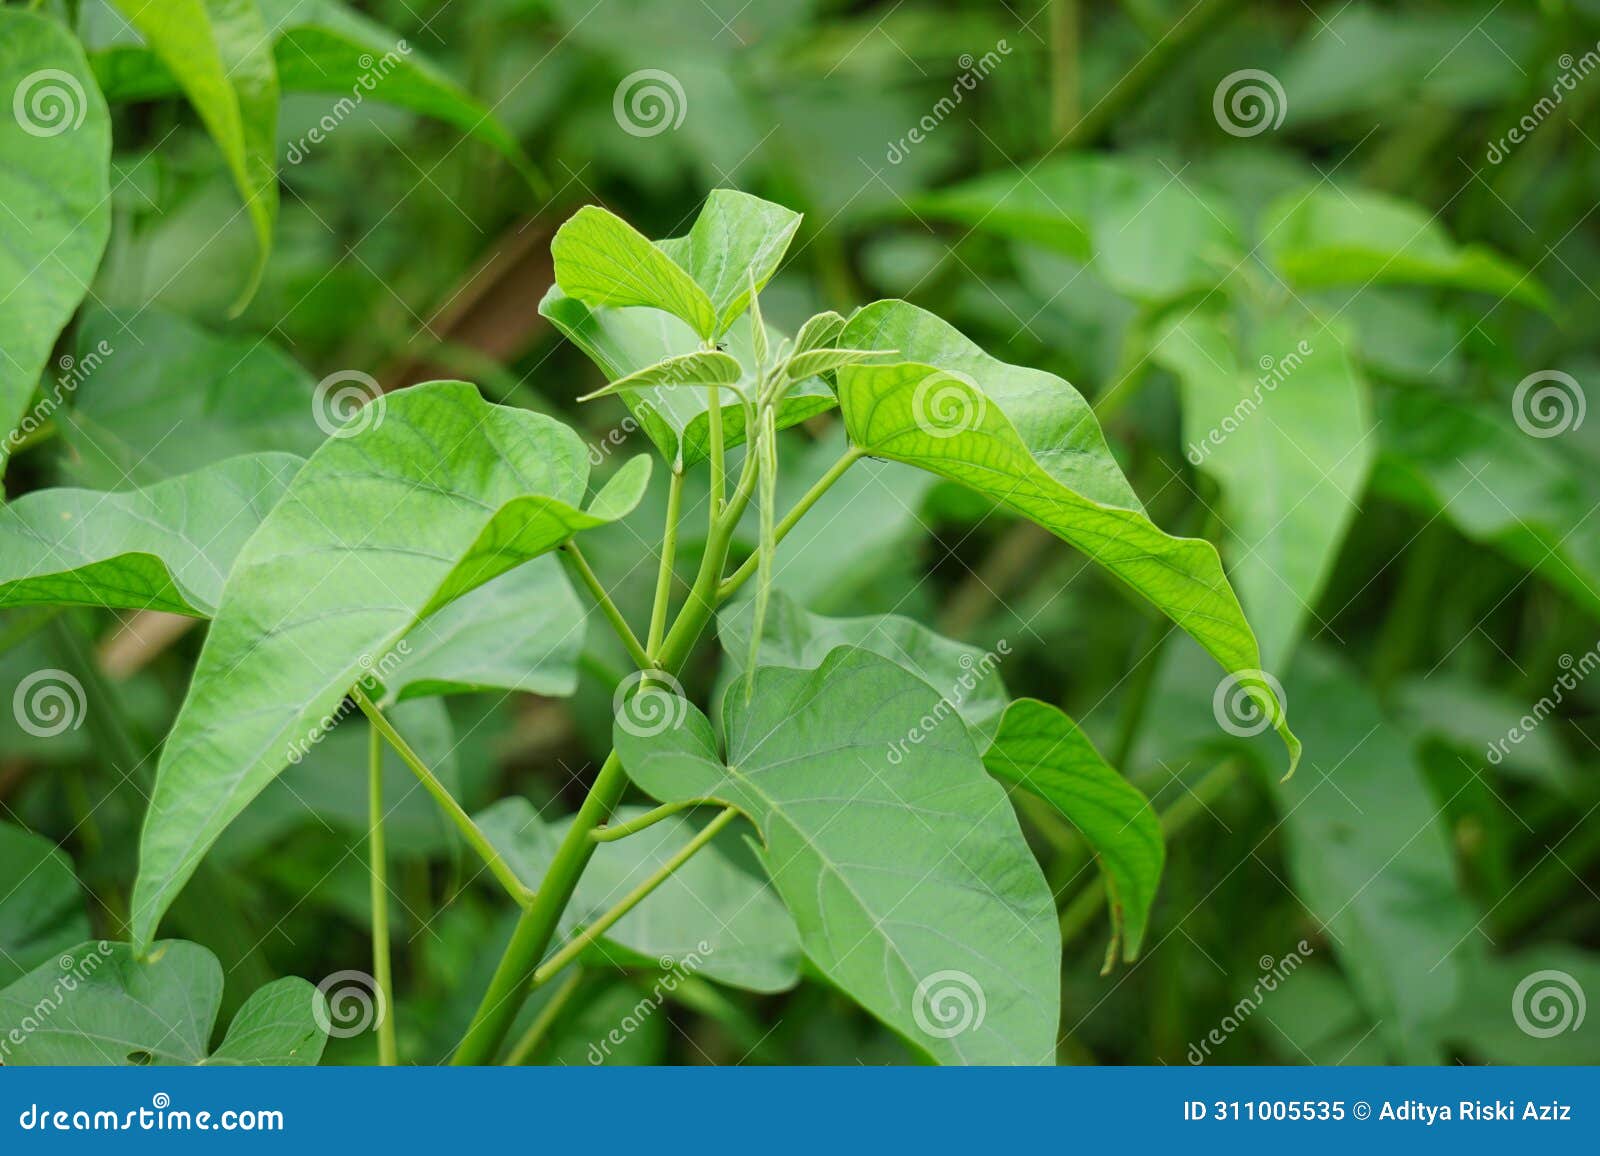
[720,447,863,600]
[589,798,704,842]
[559,541,651,670]
[368,720,399,1066]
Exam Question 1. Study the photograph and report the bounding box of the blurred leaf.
[614,647,1060,1065]
[0,453,302,616]
[0,940,325,1065]
[108,0,279,310]
[841,301,1299,770]
[1436,946,1600,1064]
[1394,674,1578,795]
[1155,304,1373,669]
[0,10,111,481]
[984,699,1163,964]
[0,824,89,987]
[1262,188,1548,309]
[131,384,648,952]
[479,800,803,993]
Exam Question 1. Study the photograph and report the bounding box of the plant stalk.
[719,447,862,599]
[368,720,399,1066]
[591,798,702,842]
[560,542,651,670]
[646,469,684,654]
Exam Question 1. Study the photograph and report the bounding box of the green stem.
[453,462,761,1065]
[351,686,533,907]
[532,807,739,987]
[560,542,651,670]
[590,798,702,842]
[647,470,684,655]
[708,386,725,522]
[719,448,862,600]
[367,720,398,1066]
[1049,0,1080,141]
[503,968,586,1065]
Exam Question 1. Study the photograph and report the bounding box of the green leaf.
[0,10,111,481]
[1435,946,1600,1064]
[131,382,650,952]
[839,301,1299,771]
[1267,648,1478,1062]
[982,699,1163,965]
[913,156,1243,302]
[655,190,803,335]
[0,940,325,1065]
[1261,187,1548,309]
[0,824,89,988]
[540,286,836,470]
[784,347,894,381]
[551,205,718,338]
[718,588,1009,736]
[59,306,324,489]
[613,647,1060,1065]
[0,453,303,617]
[108,0,279,311]
[1154,305,1374,669]
[477,800,803,993]
[577,350,744,402]
[791,310,848,357]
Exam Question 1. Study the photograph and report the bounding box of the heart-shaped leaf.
[0,10,111,480]
[0,940,325,1065]
[0,453,303,617]
[551,205,718,338]
[132,382,649,951]
[613,647,1060,1065]
[654,190,803,335]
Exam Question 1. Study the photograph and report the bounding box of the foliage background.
[3,0,1599,1065]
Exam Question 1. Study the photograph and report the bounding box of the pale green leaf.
[0,824,89,987]
[613,647,1060,1065]
[1261,187,1548,309]
[551,205,717,338]
[1154,305,1374,669]
[0,940,325,1065]
[785,347,894,381]
[0,453,303,617]
[983,699,1163,964]
[839,301,1298,770]
[131,382,649,951]
[109,0,279,310]
[791,310,848,357]
[478,800,803,993]
[0,11,111,481]
[577,350,744,402]
[656,190,803,335]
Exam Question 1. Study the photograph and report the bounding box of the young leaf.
[0,940,325,1066]
[0,824,90,987]
[784,347,894,381]
[982,700,1163,965]
[551,205,718,338]
[791,310,848,357]
[840,301,1299,770]
[1262,187,1548,309]
[576,350,744,402]
[0,10,111,481]
[0,453,303,617]
[478,800,803,993]
[1154,306,1373,670]
[613,647,1060,1065]
[131,383,650,952]
[540,287,835,470]
[108,0,279,310]
[656,190,803,335]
